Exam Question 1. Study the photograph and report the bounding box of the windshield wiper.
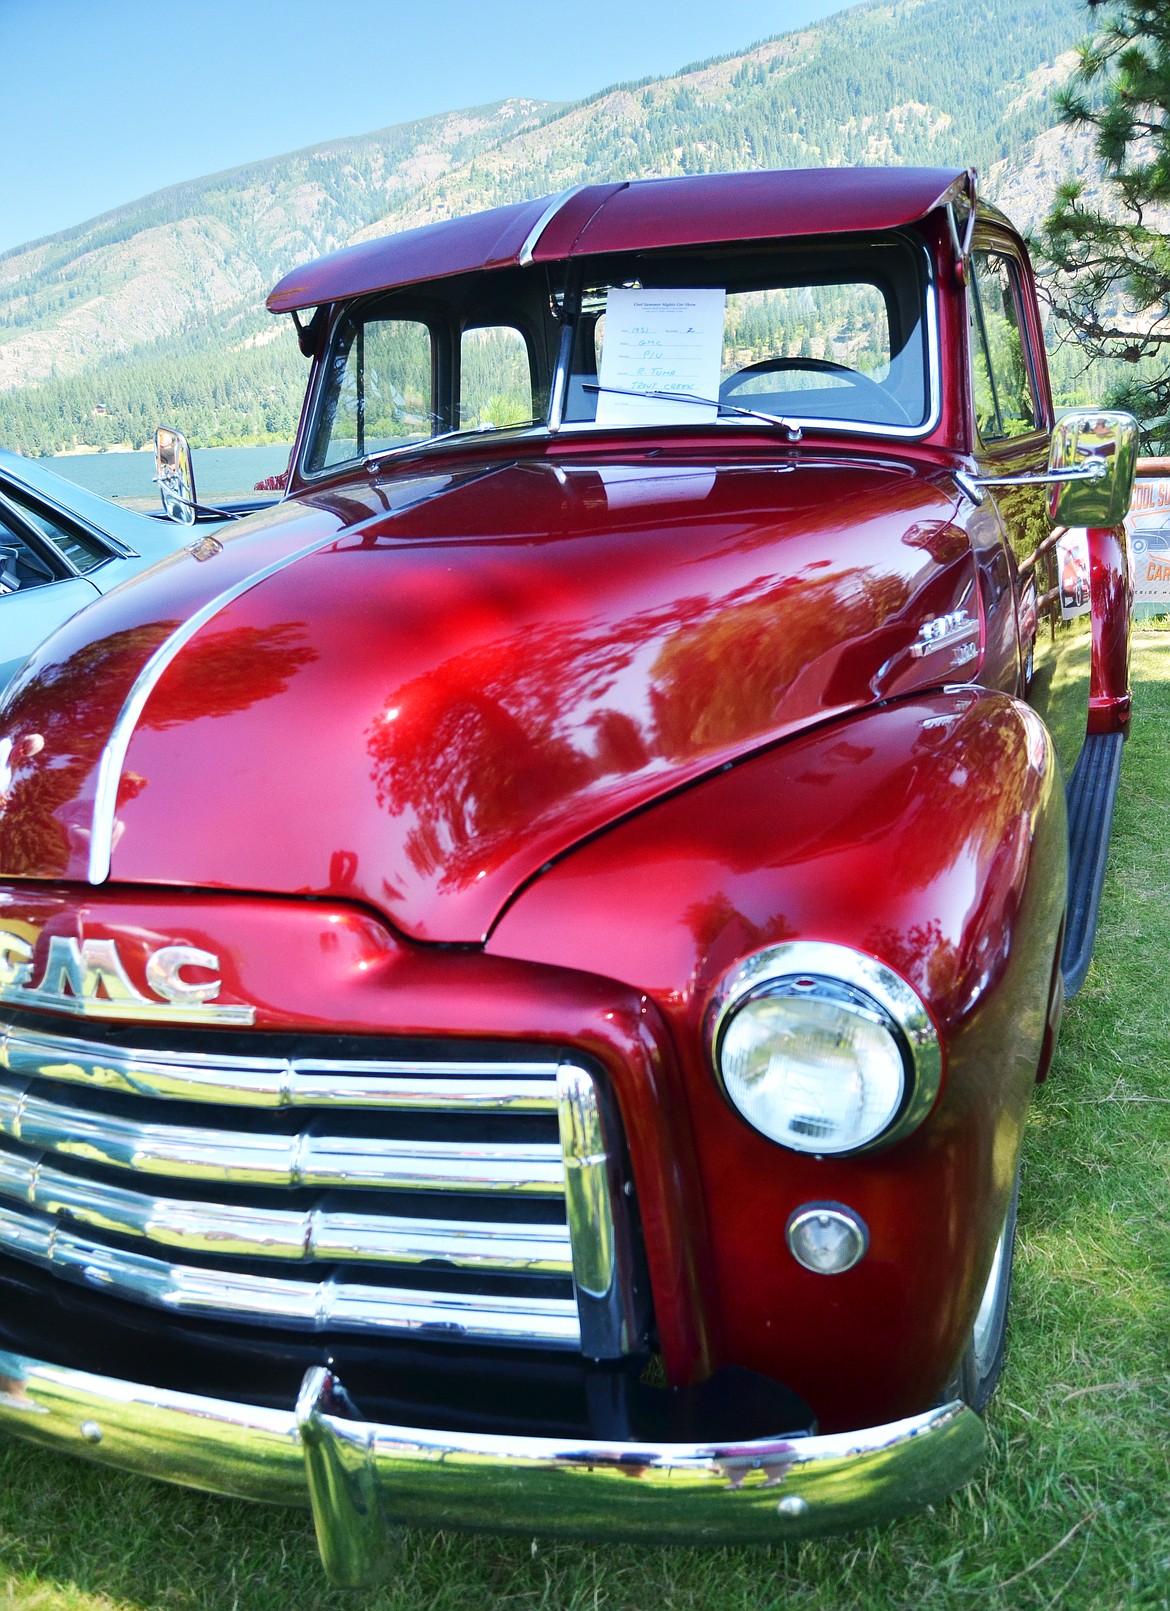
[582,382,802,441]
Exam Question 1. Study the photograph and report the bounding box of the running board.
[1062,732,1124,997]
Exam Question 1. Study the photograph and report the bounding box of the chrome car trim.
[910,609,979,659]
[0,1078,565,1192]
[705,940,944,1154]
[973,461,1108,491]
[0,1205,581,1343]
[556,1063,648,1357]
[557,1065,616,1298]
[547,316,575,435]
[785,1203,869,1274]
[0,931,254,1027]
[0,1149,574,1273]
[1,1021,561,1111]
[945,171,978,279]
[0,1350,987,1585]
[0,492,86,578]
[88,528,346,885]
[0,1029,640,1354]
[517,185,588,266]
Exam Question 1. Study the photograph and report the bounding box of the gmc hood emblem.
[0,927,255,1026]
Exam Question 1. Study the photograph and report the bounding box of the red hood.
[0,454,974,942]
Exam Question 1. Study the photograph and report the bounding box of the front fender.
[487,689,1067,1429]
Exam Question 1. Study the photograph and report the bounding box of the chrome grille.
[0,1019,646,1355]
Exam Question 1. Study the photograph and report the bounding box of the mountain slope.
[0,99,550,391]
[358,0,1086,238]
[0,0,1095,454]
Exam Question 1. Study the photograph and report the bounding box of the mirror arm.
[971,459,1108,491]
[163,490,244,523]
[291,306,327,359]
[954,457,1109,508]
[946,169,978,284]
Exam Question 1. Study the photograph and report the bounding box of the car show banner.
[1127,459,1170,606]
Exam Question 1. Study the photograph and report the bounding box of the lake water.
[48,444,294,504]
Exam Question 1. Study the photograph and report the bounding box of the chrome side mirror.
[1048,409,1138,527]
[959,408,1140,524]
[154,426,197,526]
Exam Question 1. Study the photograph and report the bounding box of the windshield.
[302,232,934,475]
[565,235,932,433]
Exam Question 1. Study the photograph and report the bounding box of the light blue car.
[0,448,221,696]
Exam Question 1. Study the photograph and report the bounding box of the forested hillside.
[0,0,1099,455]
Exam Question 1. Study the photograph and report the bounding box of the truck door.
[968,242,1090,781]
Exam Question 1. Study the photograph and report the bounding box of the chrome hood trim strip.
[88,528,345,884]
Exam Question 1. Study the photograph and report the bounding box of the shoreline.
[26,440,292,460]
[51,443,153,457]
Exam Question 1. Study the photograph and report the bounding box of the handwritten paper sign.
[595,288,726,426]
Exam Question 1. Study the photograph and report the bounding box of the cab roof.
[267,167,972,314]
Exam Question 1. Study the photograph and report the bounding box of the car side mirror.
[1048,409,1138,527]
[154,426,198,526]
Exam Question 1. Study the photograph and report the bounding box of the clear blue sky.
[0,0,848,256]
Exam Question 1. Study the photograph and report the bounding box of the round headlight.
[707,942,941,1155]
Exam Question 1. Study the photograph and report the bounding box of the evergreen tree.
[1038,0,1170,447]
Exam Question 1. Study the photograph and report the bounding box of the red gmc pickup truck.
[0,168,1136,1583]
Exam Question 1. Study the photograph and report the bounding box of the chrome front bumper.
[0,1352,986,1585]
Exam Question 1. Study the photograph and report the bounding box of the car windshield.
[564,235,932,433]
[302,231,933,474]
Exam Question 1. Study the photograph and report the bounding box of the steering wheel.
[719,357,909,423]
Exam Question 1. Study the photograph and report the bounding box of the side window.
[0,505,61,594]
[1,488,109,573]
[308,315,435,471]
[970,250,1038,441]
[459,326,534,429]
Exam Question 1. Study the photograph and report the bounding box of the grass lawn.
[3,636,1170,1611]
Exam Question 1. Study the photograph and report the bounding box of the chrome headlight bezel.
[705,941,943,1156]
